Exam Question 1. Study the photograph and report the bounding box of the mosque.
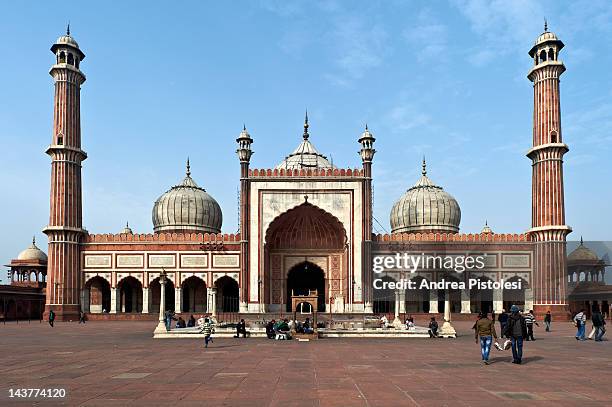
[3,25,611,322]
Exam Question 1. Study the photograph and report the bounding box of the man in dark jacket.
[504,305,527,364]
[592,308,606,342]
[235,319,247,338]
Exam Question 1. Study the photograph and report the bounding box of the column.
[398,291,406,314]
[461,288,471,313]
[81,288,90,313]
[210,288,217,317]
[110,287,118,314]
[154,275,167,334]
[524,288,534,312]
[142,287,150,313]
[175,287,182,313]
[394,291,400,319]
[493,287,503,313]
[429,289,439,313]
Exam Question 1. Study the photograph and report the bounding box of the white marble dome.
[152,161,222,234]
[17,238,47,262]
[390,160,461,234]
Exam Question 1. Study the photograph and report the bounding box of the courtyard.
[0,320,610,406]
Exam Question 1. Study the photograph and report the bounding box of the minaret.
[359,125,375,312]
[43,26,87,321]
[527,22,571,318]
[236,125,253,312]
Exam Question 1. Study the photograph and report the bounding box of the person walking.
[201,317,214,348]
[473,312,498,365]
[78,310,86,324]
[498,309,509,338]
[591,308,606,342]
[574,309,587,340]
[544,311,551,332]
[524,310,539,341]
[504,305,527,364]
[48,309,55,327]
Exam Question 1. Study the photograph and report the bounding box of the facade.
[34,26,578,321]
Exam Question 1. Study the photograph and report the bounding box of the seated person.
[235,319,247,338]
[428,317,438,337]
[176,317,186,328]
[266,319,276,339]
[380,315,389,328]
[405,316,415,330]
[187,315,196,327]
[303,318,314,334]
[274,319,292,339]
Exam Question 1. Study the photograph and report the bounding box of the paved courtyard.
[0,319,610,406]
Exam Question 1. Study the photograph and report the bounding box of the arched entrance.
[286,262,326,312]
[118,276,143,313]
[265,201,347,312]
[182,276,207,313]
[86,276,111,313]
[405,276,430,313]
[503,276,527,311]
[216,276,239,312]
[150,278,175,313]
[373,275,396,314]
[471,276,494,314]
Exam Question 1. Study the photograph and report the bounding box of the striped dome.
[152,161,222,234]
[390,160,461,234]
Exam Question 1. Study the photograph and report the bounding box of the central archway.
[286,261,325,311]
[265,201,348,312]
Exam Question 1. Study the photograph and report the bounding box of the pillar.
[398,291,406,314]
[525,288,534,312]
[493,288,503,313]
[461,288,471,313]
[154,275,167,334]
[81,288,90,313]
[142,287,150,313]
[175,287,182,313]
[210,288,217,317]
[110,287,118,314]
[429,289,439,313]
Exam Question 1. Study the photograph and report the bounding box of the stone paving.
[0,319,610,406]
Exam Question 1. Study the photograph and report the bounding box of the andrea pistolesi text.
[373,278,522,290]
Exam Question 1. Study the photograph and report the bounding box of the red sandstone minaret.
[527,21,571,317]
[43,26,87,321]
[359,125,375,312]
[236,125,253,312]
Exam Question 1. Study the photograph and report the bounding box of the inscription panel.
[212,254,239,268]
[181,254,208,268]
[117,255,144,268]
[84,255,111,268]
[502,254,531,268]
[148,255,176,268]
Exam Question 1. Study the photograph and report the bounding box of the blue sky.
[1,1,612,283]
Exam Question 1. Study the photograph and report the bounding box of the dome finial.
[580,235,584,245]
[422,156,427,176]
[67,22,71,36]
[243,123,246,131]
[365,123,368,131]
[303,109,309,140]
[544,18,548,32]
[186,157,191,177]
[32,235,36,245]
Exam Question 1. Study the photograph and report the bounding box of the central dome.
[276,113,335,170]
[390,159,461,234]
[152,160,222,234]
